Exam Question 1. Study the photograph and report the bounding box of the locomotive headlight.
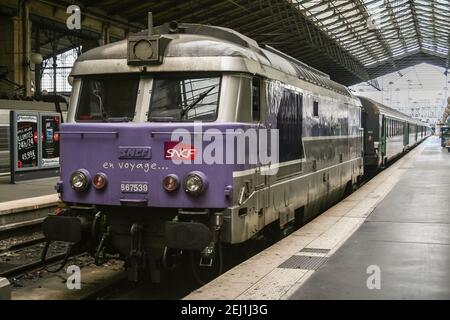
[183,172,207,196]
[163,174,179,192]
[133,40,153,60]
[93,172,107,190]
[70,170,90,192]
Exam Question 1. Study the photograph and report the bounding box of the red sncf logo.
[164,141,196,160]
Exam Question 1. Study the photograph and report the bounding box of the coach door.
[380,115,387,157]
[404,122,409,146]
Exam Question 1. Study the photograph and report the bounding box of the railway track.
[1,180,364,299]
[0,235,46,253]
[0,232,71,278]
[0,195,57,241]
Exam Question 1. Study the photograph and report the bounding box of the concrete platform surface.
[0,176,58,203]
[0,176,58,232]
[0,277,11,300]
[290,136,450,299]
[185,137,448,300]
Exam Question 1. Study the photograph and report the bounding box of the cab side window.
[252,78,260,121]
[313,101,319,117]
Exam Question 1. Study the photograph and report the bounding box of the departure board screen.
[41,114,60,168]
[16,114,39,170]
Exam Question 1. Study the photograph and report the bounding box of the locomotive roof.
[72,23,352,97]
[358,96,428,126]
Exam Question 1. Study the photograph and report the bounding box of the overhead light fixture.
[30,53,43,65]
[25,53,43,71]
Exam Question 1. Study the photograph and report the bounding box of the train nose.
[59,123,234,208]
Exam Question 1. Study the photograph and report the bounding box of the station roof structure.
[3,0,450,87]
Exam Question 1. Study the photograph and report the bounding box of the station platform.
[0,176,58,203]
[0,176,58,233]
[185,136,450,300]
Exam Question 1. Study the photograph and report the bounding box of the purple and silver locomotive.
[43,20,364,281]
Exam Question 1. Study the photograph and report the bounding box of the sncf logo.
[164,141,196,160]
[118,147,152,159]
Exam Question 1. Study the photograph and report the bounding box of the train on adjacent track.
[42,21,429,282]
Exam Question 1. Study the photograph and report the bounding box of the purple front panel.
[60,122,255,208]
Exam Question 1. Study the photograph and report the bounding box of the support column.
[49,30,59,94]
[0,14,20,95]
[20,0,32,96]
[100,23,111,46]
[0,0,32,97]
[34,25,41,95]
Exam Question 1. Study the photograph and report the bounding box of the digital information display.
[10,111,61,182]
[16,114,39,169]
[41,114,60,168]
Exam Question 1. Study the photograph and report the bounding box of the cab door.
[404,122,409,147]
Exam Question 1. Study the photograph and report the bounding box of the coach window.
[313,100,319,117]
[252,78,261,121]
[278,89,304,162]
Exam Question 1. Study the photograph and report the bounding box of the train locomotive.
[42,20,429,281]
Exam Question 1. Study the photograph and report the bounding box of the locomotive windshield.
[76,74,140,122]
[149,74,221,121]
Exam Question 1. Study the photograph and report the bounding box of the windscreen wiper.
[93,93,109,122]
[180,86,215,118]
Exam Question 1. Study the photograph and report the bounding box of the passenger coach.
[361,96,429,170]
